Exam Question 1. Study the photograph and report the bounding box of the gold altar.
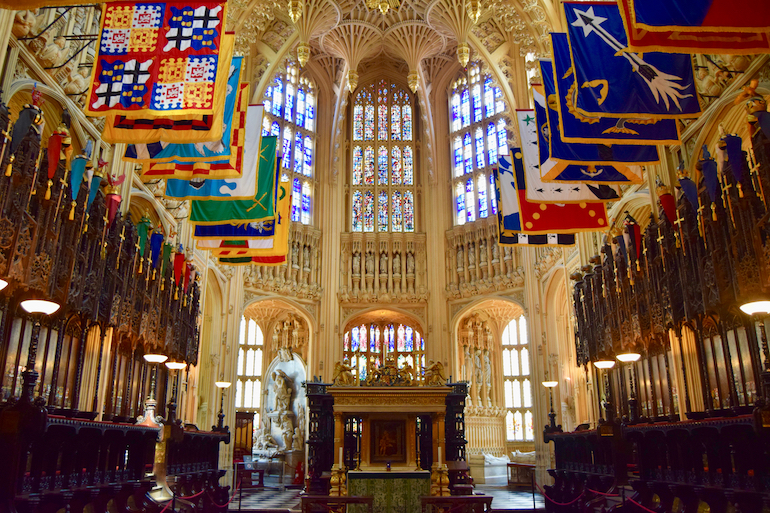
[328,386,452,471]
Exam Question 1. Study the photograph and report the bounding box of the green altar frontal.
[348,471,431,513]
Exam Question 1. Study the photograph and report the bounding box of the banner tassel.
[5,155,14,176]
[83,214,89,233]
[69,201,76,220]
[45,180,52,200]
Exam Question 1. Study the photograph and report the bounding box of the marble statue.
[352,252,360,274]
[392,252,401,274]
[280,414,294,450]
[332,359,356,386]
[380,252,387,273]
[424,360,446,386]
[39,36,67,68]
[474,349,483,385]
[12,9,38,39]
[365,252,374,274]
[272,370,293,413]
[292,427,303,451]
[483,350,492,385]
[406,252,415,274]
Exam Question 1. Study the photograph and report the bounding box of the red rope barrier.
[535,483,585,507]
[158,488,206,513]
[628,497,660,513]
[587,488,620,497]
[207,478,242,508]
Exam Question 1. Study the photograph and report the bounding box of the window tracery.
[263,63,316,225]
[342,322,425,383]
[236,317,264,426]
[502,317,534,441]
[351,80,416,233]
[449,65,507,226]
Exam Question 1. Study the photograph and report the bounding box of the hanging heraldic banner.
[86,0,229,117]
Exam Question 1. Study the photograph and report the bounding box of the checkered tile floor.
[231,481,543,512]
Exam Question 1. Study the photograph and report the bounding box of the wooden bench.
[420,495,493,513]
[300,494,374,513]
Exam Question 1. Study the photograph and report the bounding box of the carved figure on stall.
[332,359,356,386]
[424,360,446,386]
[468,243,476,267]
[406,252,415,274]
[352,252,361,274]
[292,427,304,451]
[272,370,293,413]
[380,252,387,273]
[12,9,38,38]
[39,36,68,68]
[303,245,310,269]
[456,245,464,269]
[291,243,299,267]
[392,252,401,274]
[63,67,90,97]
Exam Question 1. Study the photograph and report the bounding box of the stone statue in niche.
[491,241,499,261]
[474,349,483,385]
[406,252,415,274]
[13,9,38,38]
[380,252,388,273]
[479,239,487,264]
[464,345,472,382]
[292,427,303,451]
[483,350,492,385]
[291,243,299,267]
[272,370,293,414]
[39,36,68,68]
[303,245,310,269]
[456,245,464,269]
[352,252,361,275]
[392,252,401,274]
[468,243,476,267]
[365,251,374,274]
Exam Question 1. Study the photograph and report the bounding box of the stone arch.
[242,295,316,365]
[341,305,426,336]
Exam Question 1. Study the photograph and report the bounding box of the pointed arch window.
[263,62,316,225]
[502,316,533,441]
[449,65,507,226]
[343,322,425,383]
[236,317,264,425]
[351,80,416,233]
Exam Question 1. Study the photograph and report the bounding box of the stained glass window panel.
[378,191,388,232]
[364,146,375,185]
[344,332,350,351]
[521,347,530,376]
[306,93,315,131]
[285,83,295,122]
[294,134,303,175]
[364,190,374,232]
[303,136,313,177]
[353,146,363,185]
[495,86,504,114]
[391,146,402,185]
[392,191,402,232]
[353,105,364,141]
[525,411,534,441]
[465,178,475,223]
[489,173,497,215]
[403,191,414,232]
[451,93,461,132]
[456,182,465,225]
[271,121,280,137]
[378,105,388,141]
[506,411,514,440]
[272,79,283,117]
[352,190,362,231]
[513,380,522,408]
[461,89,470,128]
[391,104,401,141]
[463,133,472,175]
[296,88,306,127]
[478,174,488,219]
[504,381,513,408]
[302,181,311,224]
[514,412,523,440]
[264,88,272,117]
[475,126,485,169]
[484,78,494,118]
[497,119,507,158]
[511,348,520,376]
[365,105,375,140]
[292,178,301,222]
[523,379,532,407]
[403,146,413,185]
[487,123,498,165]
[454,137,463,178]
[351,327,359,351]
[403,105,412,141]
[519,317,528,345]
[280,127,292,169]
[378,146,388,185]
[472,84,482,122]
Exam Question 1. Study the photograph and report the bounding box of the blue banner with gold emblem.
[564,1,701,119]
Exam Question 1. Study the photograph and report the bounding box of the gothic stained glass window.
[343,322,425,383]
[296,88,306,127]
[378,191,388,231]
[502,317,534,441]
[391,104,401,141]
[391,146,402,185]
[378,146,388,185]
[403,146,413,185]
[352,191,363,231]
[351,80,416,233]
[475,127,485,169]
[353,146,363,185]
[403,191,414,232]
[465,179,475,223]
[264,63,316,225]
[487,122,498,165]
[292,178,302,222]
[449,65,507,225]
[402,105,412,141]
[378,104,388,140]
[477,174,488,219]
[364,146,375,185]
[365,105,375,140]
[392,191,402,232]
[364,190,374,232]
[354,106,364,141]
